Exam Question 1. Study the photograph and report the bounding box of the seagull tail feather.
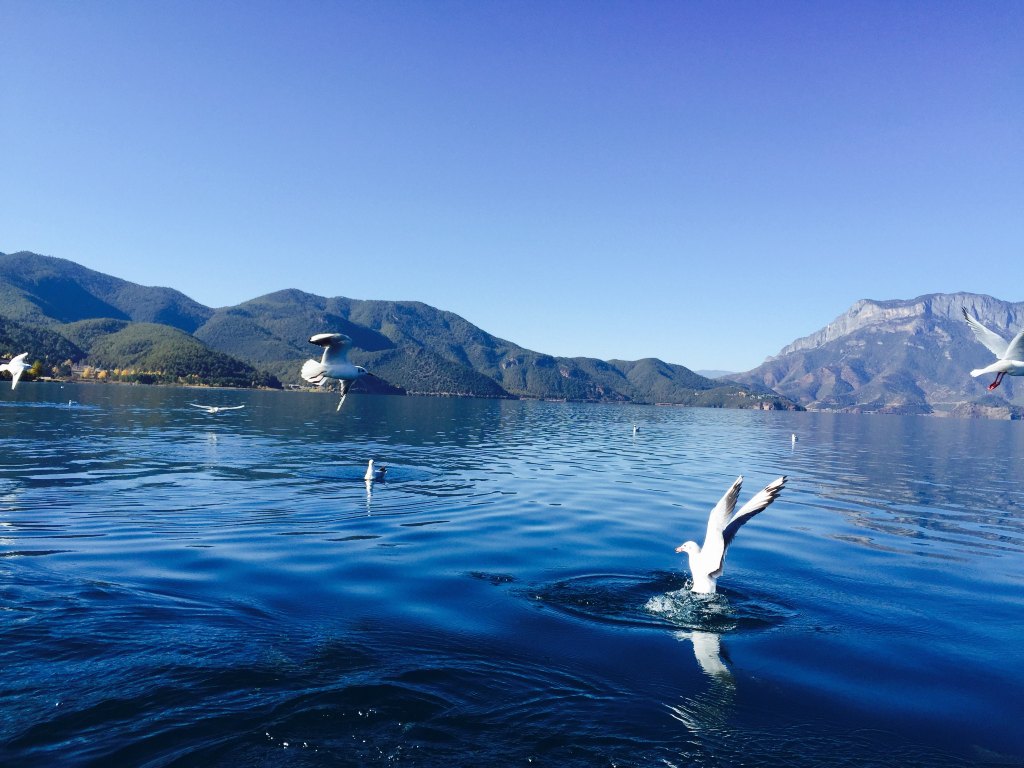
[301,359,327,385]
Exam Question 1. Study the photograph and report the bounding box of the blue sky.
[2,1,1021,372]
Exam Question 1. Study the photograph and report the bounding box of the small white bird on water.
[675,475,787,594]
[364,459,387,482]
[0,353,30,389]
[301,333,371,411]
[962,307,1024,391]
[190,403,245,414]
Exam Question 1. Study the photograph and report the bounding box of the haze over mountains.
[0,251,793,409]
[0,251,1019,417]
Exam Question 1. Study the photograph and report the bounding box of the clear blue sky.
[2,1,1021,372]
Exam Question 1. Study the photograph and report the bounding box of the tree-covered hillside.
[0,315,85,367]
[83,323,281,388]
[0,251,212,331]
[0,251,798,408]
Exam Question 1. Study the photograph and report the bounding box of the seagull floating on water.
[190,403,245,414]
[0,353,30,389]
[301,333,372,411]
[364,459,387,482]
[962,307,1024,390]
[675,475,787,594]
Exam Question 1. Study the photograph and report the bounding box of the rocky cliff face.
[772,293,1024,360]
[733,293,1024,416]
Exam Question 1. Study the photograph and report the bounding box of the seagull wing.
[335,378,354,411]
[963,308,1008,358]
[221,405,245,411]
[8,353,28,389]
[309,333,352,365]
[189,403,214,412]
[1003,328,1024,362]
[697,476,743,577]
[721,476,787,553]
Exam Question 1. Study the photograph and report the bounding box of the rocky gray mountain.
[729,293,1024,417]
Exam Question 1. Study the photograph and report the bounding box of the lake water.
[1,383,1022,767]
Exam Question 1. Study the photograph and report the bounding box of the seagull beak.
[674,544,686,553]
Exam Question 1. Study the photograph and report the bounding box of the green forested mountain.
[84,322,280,388]
[0,251,212,331]
[0,315,85,365]
[194,288,794,407]
[0,250,795,408]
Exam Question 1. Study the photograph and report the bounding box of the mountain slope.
[84,322,280,388]
[0,251,797,408]
[730,293,1024,415]
[0,251,212,331]
[195,289,796,407]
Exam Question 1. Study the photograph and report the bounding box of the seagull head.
[676,541,699,555]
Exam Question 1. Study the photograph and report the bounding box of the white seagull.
[675,475,787,594]
[364,459,387,482]
[189,403,245,414]
[301,333,371,411]
[962,307,1024,391]
[0,353,30,389]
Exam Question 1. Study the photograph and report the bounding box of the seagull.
[300,333,371,411]
[632,424,639,436]
[675,475,787,594]
[962,307,1024,390]
[189,403,245,414]
[363,459,387,482]
[0,353,30,389]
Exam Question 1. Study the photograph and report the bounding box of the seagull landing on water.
[675,475,787,594]
[0,353,30,390]
[962,307,1024,391]
[301,333,371,411]
[190,403,245,414]
[364,459,387,482]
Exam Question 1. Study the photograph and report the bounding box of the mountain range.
[1,250,1019,417]
[0,251,794,409]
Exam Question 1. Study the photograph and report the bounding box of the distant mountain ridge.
[0,251,796,408]
[731,293,1024,417]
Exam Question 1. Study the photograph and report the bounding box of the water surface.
[2,383,1022,766]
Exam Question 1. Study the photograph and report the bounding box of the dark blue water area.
[1,382,1023,766]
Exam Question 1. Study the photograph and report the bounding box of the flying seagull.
[364,459,387,482]
[0,353,30,389]
[675,475,787,594]
[301,333,371,411]
[962,307,1024,390]
[189,403,245,414]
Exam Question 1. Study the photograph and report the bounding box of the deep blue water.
[2,383,1023,767]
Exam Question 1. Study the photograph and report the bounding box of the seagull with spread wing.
[962,307,1024,391]
[0,353,30,390]
[300,333,371,411]
[189,403,245,414]
[675,475,787,594]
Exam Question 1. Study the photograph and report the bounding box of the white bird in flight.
[962,307,1024,391]
[189,403,245,414]
[301,333,371,411]
[364,459,387,482]
[0,353,30,389]
[675,475,787,594]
